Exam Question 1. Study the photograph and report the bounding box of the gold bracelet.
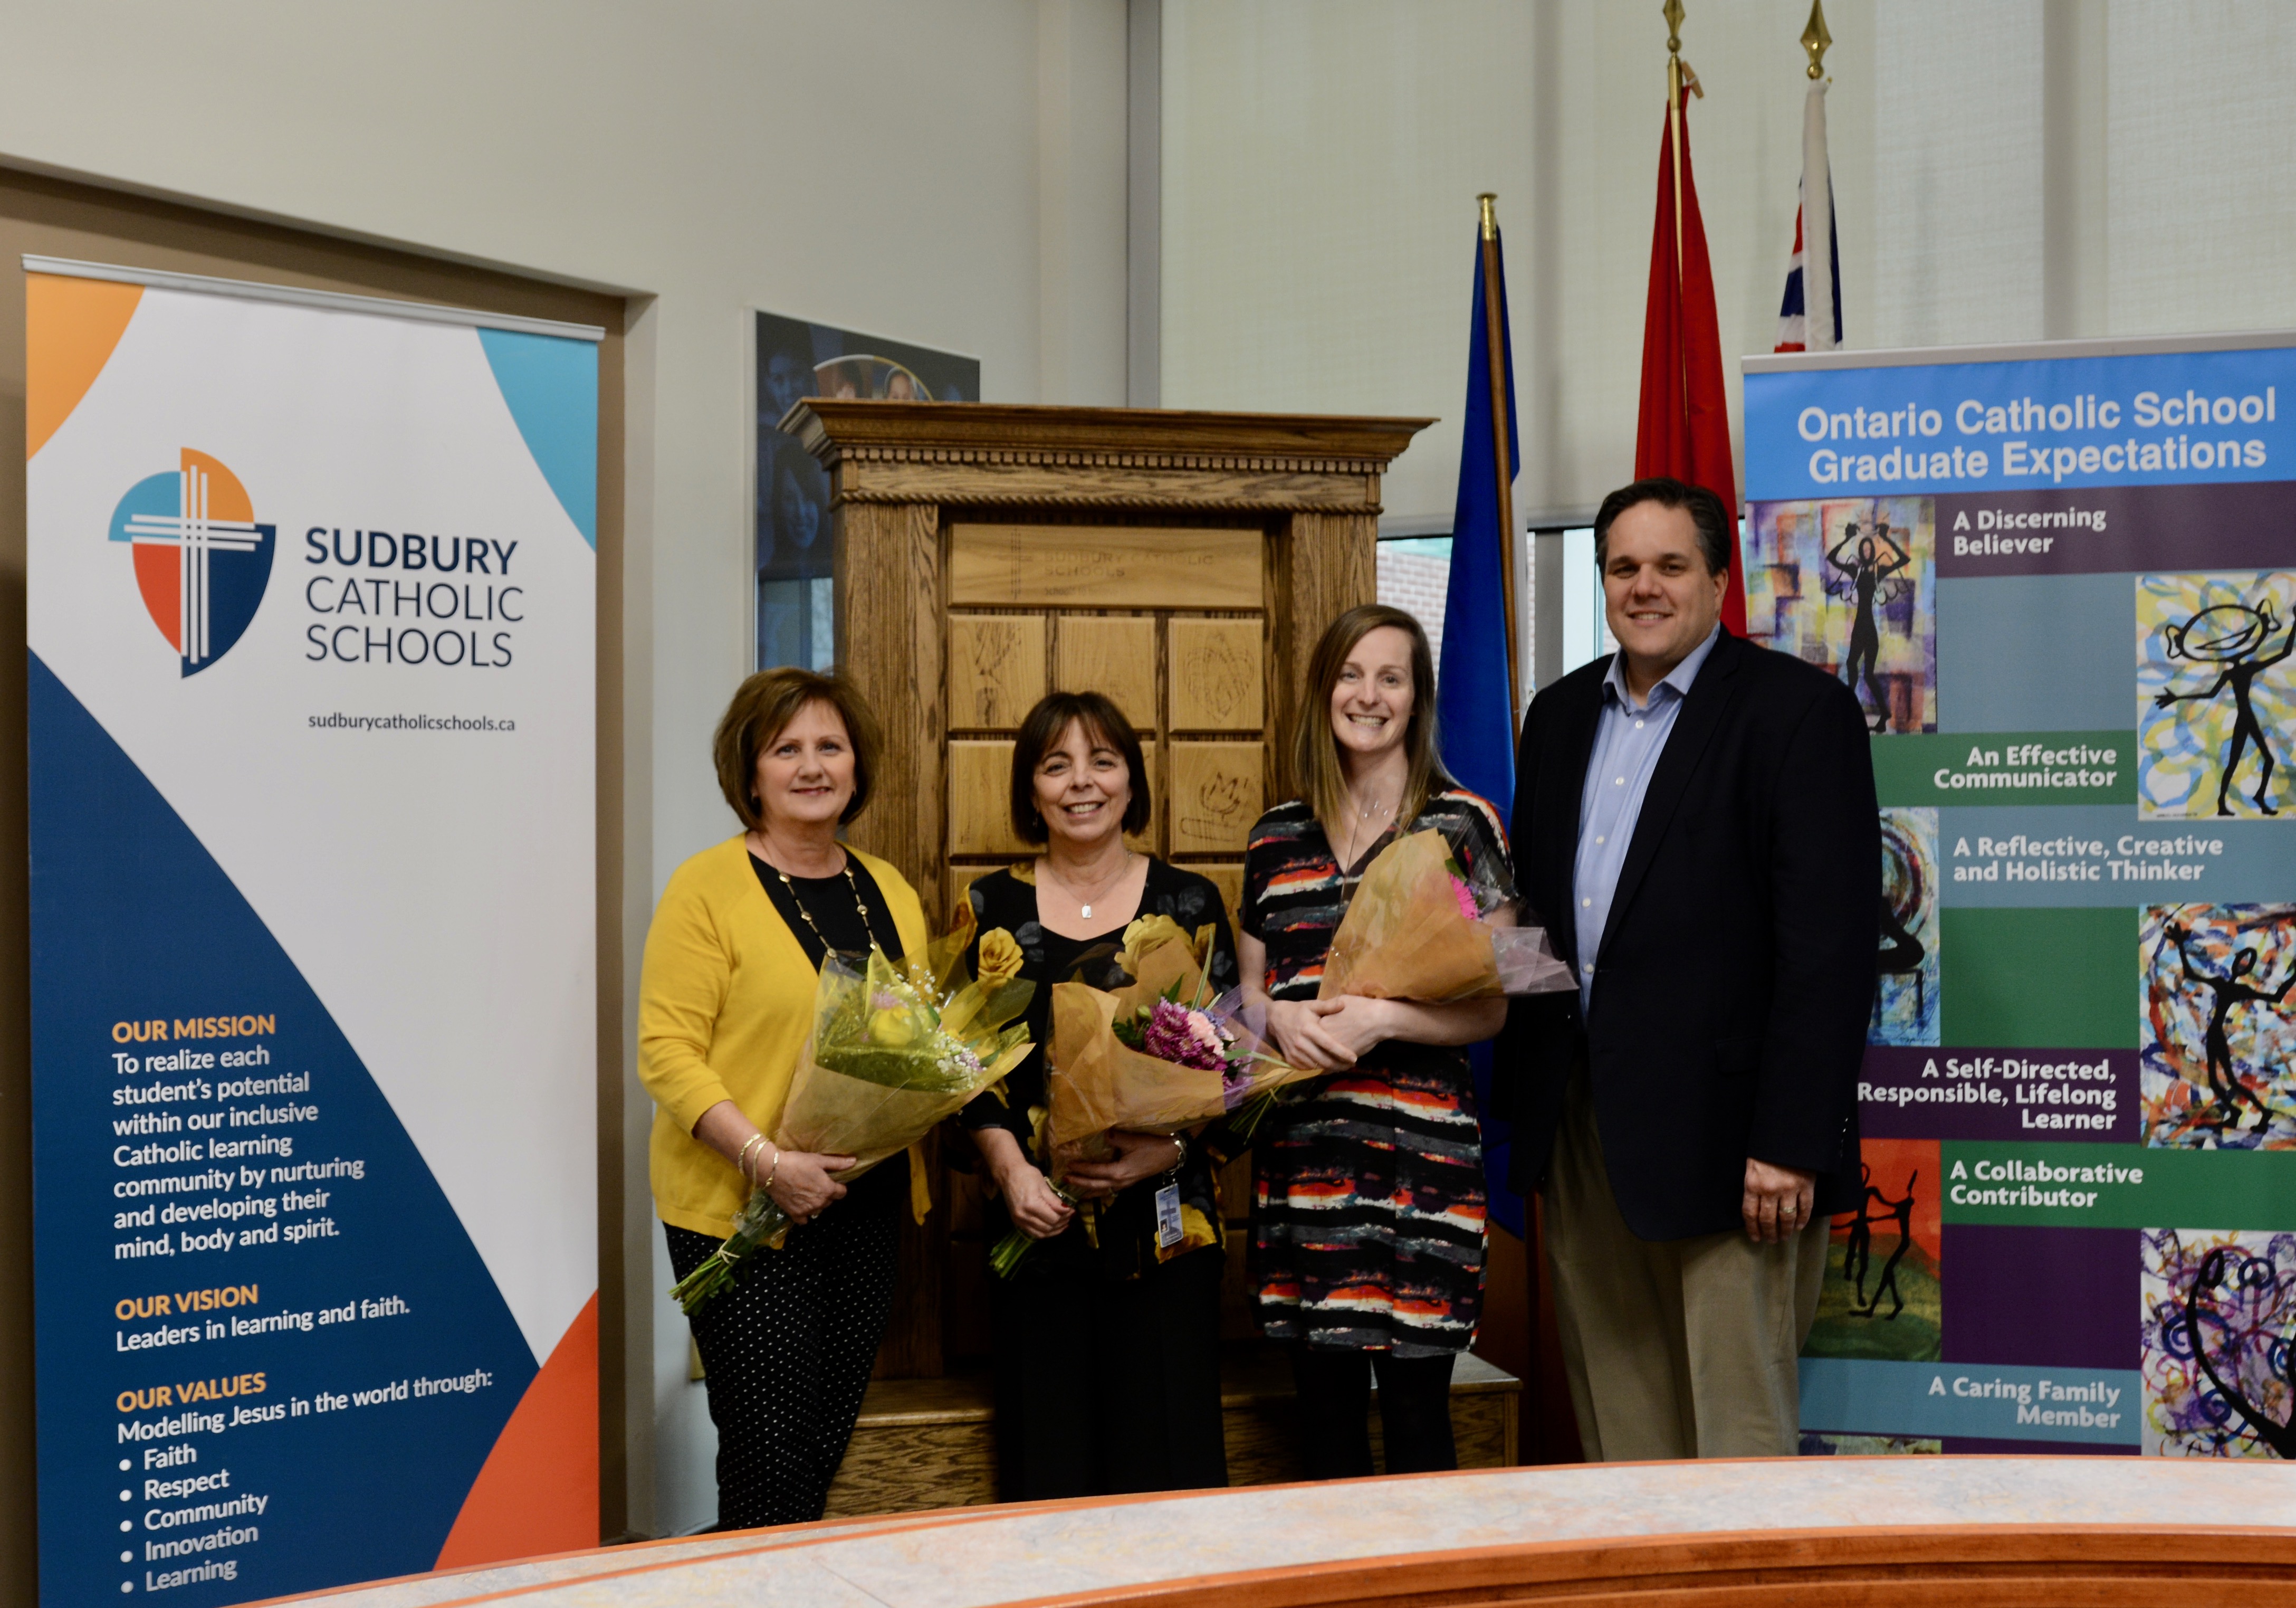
[760,1145,782,1194]
[735,1134,767,1183]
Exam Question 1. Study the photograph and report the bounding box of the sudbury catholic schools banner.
[27,260,599,1605]
[1743,332,2296,1462]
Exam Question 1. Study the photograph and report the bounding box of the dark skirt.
[989,1243,1228,1500]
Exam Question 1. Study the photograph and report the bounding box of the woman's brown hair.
[1289,604,1452,839]
[1009,691,1151,844]
[713,667,882,829]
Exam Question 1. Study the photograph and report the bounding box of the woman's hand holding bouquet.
[671,906,1035,1316]
[989,915,1312,1278]
[1316,825,1575,1008]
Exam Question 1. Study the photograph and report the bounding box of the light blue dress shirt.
[1573,625,1721,1012]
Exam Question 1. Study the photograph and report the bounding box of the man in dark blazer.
[1499,476,1877,1460]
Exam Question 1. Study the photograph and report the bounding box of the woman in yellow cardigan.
[639,667,929,1529]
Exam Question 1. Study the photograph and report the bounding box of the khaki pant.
[1545,1070,1828,1460]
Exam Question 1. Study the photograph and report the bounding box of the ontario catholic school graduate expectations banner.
[26,261,598,1606]
[1743,332,2296,1462]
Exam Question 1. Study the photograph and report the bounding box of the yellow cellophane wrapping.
[1316,828,1500,1003]
[770,899,1032,1227]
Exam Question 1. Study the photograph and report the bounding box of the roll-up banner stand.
[26,259,600,1604]
[1745,332,2296,1461]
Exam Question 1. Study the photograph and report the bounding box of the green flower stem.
[668,1188,793,1317]
[987,1181,1079,1280]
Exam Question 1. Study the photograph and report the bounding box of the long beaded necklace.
[755,836,876,954]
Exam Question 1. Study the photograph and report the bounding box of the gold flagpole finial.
[1801,0,1832,79]
[1662,0,1702,99]
[1478,193,1498,241]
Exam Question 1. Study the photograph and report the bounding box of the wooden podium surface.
[780,400,1431,1381]
[290,1458,2296,1607]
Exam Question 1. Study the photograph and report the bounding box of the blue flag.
[1435,227,1525,1238]
[1434,232,1520,821]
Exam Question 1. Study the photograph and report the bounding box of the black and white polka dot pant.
[663,1173,901,1530]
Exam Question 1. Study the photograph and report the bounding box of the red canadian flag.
[1634,77,1746,634]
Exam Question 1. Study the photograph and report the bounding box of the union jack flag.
[1776,79,1841,354]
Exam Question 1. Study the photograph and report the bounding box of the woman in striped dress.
[1238,604,1513,1479]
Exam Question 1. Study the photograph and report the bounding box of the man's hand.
[1742,1157,1817,1244]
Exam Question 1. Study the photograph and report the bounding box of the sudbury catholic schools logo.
[108,450,276,675]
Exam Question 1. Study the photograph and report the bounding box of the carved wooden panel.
[950,524,1263,610]
[948,863,1011,920]
[1197,862,1246,937]
[1130,739,1160,853]
[1266,508,1378,808]
[844,459,1383,510]
[839,500,946,931]
[1169,617,1264,731]
[1054,614,1158,734]
[947,741,1026,856]
[946,615,1045,730]
[1169,743,1264,857]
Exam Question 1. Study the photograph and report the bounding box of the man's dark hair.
[1592,477,1734,575]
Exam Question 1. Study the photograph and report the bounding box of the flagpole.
[1476,194,1521,713]
[1662,0,1701,281]
[1800,0,1836,353]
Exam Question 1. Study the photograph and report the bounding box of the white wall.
[1161,0,1877,525]
[0,0,1131,1536]
[1162,0,2296,525]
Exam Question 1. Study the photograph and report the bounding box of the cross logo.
[107,450,276,675]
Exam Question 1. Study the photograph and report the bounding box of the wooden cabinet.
[783,401,1429,1378]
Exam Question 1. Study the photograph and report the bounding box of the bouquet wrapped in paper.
[989,916,1315,1278]
[672,906,1033,1316]
[1317,825,1575,1004]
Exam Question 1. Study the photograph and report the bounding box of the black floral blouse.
[959,857,1238,1281]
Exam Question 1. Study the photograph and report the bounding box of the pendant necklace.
[1055,852,1132,922]
[1341,791,1392,868]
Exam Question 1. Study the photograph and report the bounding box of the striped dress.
[1241,791,1508,1356]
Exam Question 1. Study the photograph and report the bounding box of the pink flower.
[1185,1009,1226,1055]
[1451,876,1479,922]
[1140,997,1227,1071]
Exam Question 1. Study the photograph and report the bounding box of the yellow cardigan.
[638,834,929,1238]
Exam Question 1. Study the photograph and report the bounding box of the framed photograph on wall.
[755,311,979,671]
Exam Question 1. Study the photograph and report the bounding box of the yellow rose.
[1117,914,1189,976]
[868,1007,920,1046]
[976,927,1024,989]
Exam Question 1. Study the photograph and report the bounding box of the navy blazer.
[1496,627,1879,1240]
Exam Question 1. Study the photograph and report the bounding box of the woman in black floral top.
[960,692,1235,1500]
[1239,605,1514,1481]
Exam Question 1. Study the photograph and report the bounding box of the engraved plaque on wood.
[1169,742,1264,856]
[1168,617,1264,731]
[1054,615,1157,732]
[948,740,1026,855]
[949,524,1263,610]
[946,615,1046,729]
